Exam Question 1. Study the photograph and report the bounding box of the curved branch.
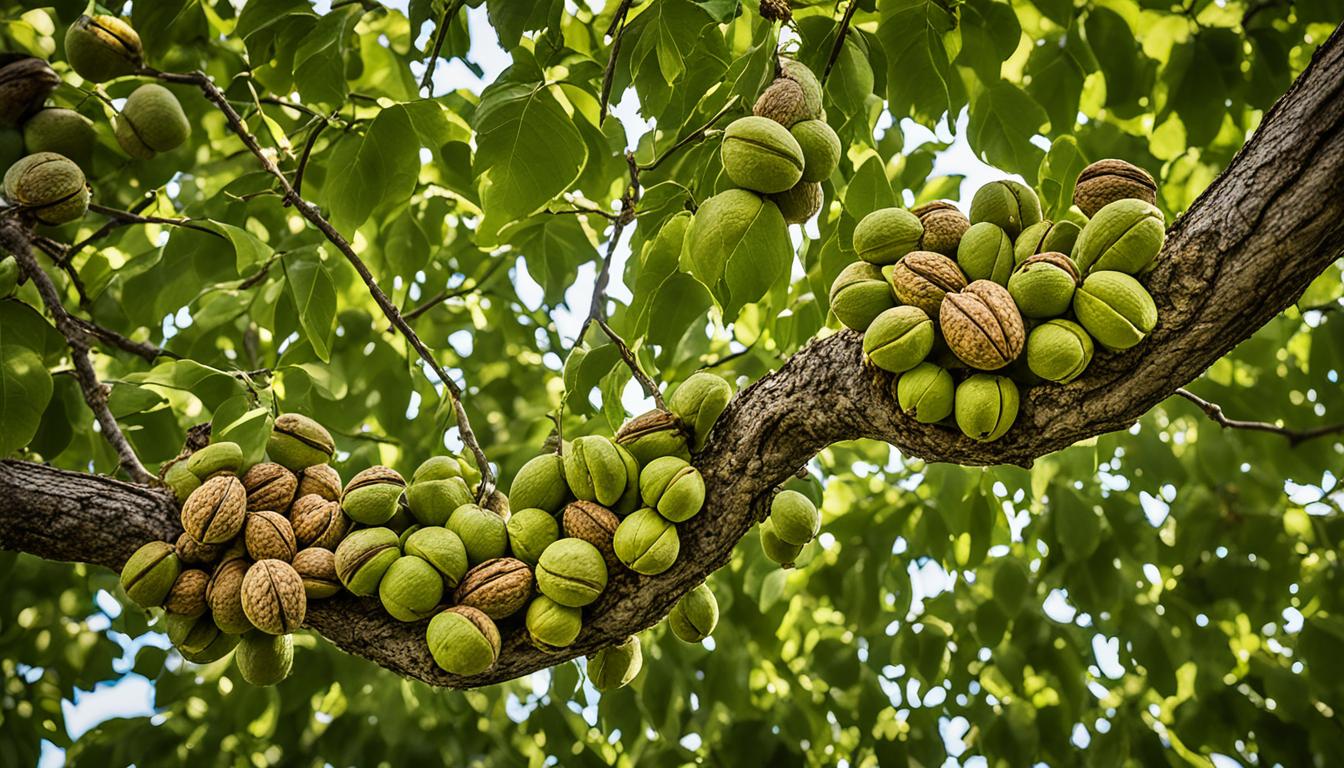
[0,27,1340,689]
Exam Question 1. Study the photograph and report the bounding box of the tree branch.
[69,316,169,363]
[598,0,634,125]
[142,67,497,498]
[0,220,154,484]
[638,96,739,173]
[403,256,511,323]
[822,0,861,84]
[1173,388,1344,446]
[419,0,466,93]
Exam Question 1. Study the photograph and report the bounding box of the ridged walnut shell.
[181,475,247,545]
[207,555,254,634]
[241,463,297,512]
[886,251,967,318]
[296,464,342,502]
[939,280,1026,370]
[245,510,298,562]
[292,547,341,599]
[453,557,533,620]
[1073,159,1157,218]
[164,568,210,618]
[911,201,970,256]
[175,532,225,566]
[290,494,349,550]
[240,559,307,635]
[562,500,622,572]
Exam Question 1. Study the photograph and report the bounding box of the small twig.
[419,0,466,93]
[638,95,740,173]
[822,0,861,83]
[64,194,158,262]
[403,257,511,323]
[702,342,757,369]
[598,0,635,125]
[1,219,154,484]
[238,255,280,291]
[86,203,219,239]
[292,112,336,198]
[28,236,90,306]
[1175,388,1344,447]
[143,67,498,499]
[69,316,169,363]
[596,317,663,408]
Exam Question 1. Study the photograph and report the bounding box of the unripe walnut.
[115,84,191,160]
[3,152,90,225]
[65,15,143,83]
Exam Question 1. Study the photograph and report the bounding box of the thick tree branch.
[0,26,1339,690]
[143,67,497,498]
[0,221,154,484]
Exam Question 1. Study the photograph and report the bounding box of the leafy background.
[1,0,1342,765]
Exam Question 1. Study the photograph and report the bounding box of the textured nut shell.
[164,569,210,617]
[453,558,533,619]
[175,531,224,566]
[296,464,342,501]
[207,556,254,634]
[289,494,349,550]
[181,475,247,545]
[939,281,1026,370]
[1074,159,1157,217]
[912,201,971,256]
[245,510,297,562]
[241,463,297,512]
[561,500,621,570]
[752,78,810,127]
[770,180,823,224]
[0,58,60,128]
[292,547,342,599]
[240,559,307,635]
[887,251,967,317]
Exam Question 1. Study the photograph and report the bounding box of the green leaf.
[125,360,246,411]
[1025,28,1095,135]
[282,248,338,363]
[292,6,360,105]
[843,155,897,222]
[0,346,52,456]
[473,82,587,242]
[967,83,1048,183]
[1053,485,1102,562]
[201,220,273,274]
[1084,8,1156,120]
[211,397,274,467]
[1037,135,1088,219]
[877,0,963,126]
[325,104,420,234]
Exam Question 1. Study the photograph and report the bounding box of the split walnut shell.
[885,251,967,318]
[296,464,342,501]
[0,57,60,129]
[164,569,210,618]
[910,201,970,256]
[181,475,247,545]
[207,554,254,635]
[939,280,1026,370]
[244,510,297,562]
[562,500,621,572]
[289,494,349,550]
[240,559,307,635]
[175,531,224,566]
[241,463,297,512]
[453,557,533,620]
[292,547,342,599]
[1074,159,1157,218]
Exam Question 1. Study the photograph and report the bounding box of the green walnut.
[668,583,719,643]
[0,58,60,129]
[862,306,934,374]
[589,635,643,691]
[536,538,608,607]
[969,180,1042,238]
[769,490,820,546]
[333,526,400,596]
[1027,319,1094,383]
[120,540,182,609]
[406,456,475,526]
[187,440,244,480]
[684,189,789,291]
[720,116,805,194]
[911,201,971,257]
[0,255,15,298]
[790,119,840,183]
[507,452,569,514]
[853,207,923,265]
[1073,271,1158,351]
[885,250,967,318]
[668,372,733,452]
[1072,198,1166,275]
[612,443,643,517]
[173,617,238,664]
[402,526,469,589]
[564,435,630,508]
[65,15,143,82]
[267,413,334,471]
[615,409,690,466]
[613,508,680,576]
[1007,252,1080,319]
[292,547,342,599]
[506,507,560,566]
[956,222,1015,286]
[379,555,444,622]
[446,503,509,564]
[1013,219,1083,266]
[427,605,500,676]
[895,362,955,424]
[21,109,96,170]
[163,460,201,504]
[235,631,293,686]
[752,78,811,127]
[1074,158,1157,218]
[639,457,706,523]
[770,180,823,225]
[115,84,190,160]
[526,596,584,652]
[940,281,1025,371]
[759,518,804,568]
[3,152,89,225]
[955,374,1020,442]
[829,261,894,331]
[341,466,406,525]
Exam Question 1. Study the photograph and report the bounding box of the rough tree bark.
[2,27,1343,688]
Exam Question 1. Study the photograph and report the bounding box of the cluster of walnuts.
[0,14,190,226]
[120,370,825,689]
[830,159,1166,442]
